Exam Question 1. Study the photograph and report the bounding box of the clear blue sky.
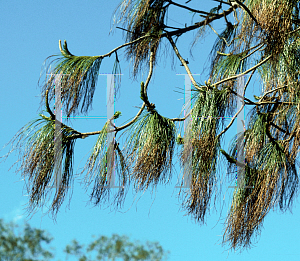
[1,1,300,260]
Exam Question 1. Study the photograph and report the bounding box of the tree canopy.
[0,219,53,261]
[2,0,300,252]
[64,234,169,261]
[0,219,169,261]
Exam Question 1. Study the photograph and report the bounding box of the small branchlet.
[140,81,156,113]
[204,78,212,87]
[113,111,122,120]
[176,134,184,145]
[45,90,55,120]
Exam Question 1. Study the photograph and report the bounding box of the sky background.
[0,1,300,260]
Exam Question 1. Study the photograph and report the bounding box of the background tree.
[1,0,300,252]
[0,219,53,261]
[0,219,169,261]
[64,234,169,261]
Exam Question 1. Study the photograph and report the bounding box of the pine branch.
[113,49,155,132]
[165,0,210,15]
[211,55,272,88]
[160,6,234,38]
[45,90,55,120]
[229,0,259,26]
[166,33,202,91]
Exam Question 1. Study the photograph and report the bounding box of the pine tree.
[2,0,300,251]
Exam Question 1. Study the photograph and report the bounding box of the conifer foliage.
[2,0,300,251]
